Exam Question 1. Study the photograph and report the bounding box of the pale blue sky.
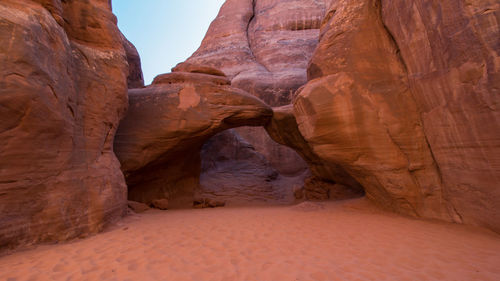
[113,1,225,85]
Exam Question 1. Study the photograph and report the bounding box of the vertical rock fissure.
[246,0,270,73]
[377,0,423,175]
[381,11,447,192]
[246,0,257,62]
[422,126,463,222]
[378,0,446,181]
[377,0,408,74]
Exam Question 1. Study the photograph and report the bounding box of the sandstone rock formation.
[193,198,226,209]
[199,129,302,206]
[181,0,330,198]
[185,0,326,104]
[265,105,364,200]
[163,0,500,231]
[0,0,130,249]
[127,201,150,213]
[151,199,169,210]
[1,0,498,254]
[296,0,448,221]
[114,69,273,208]
[122,34,144,89]
[176,0,499,232]
[381,0,500,231]
[294,0,500,231]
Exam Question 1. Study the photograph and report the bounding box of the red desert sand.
[1,199,499,281]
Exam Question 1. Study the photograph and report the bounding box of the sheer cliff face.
[0,0,130,249]
[296,0,500,231]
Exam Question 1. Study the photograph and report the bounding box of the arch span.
[114,69,273,208]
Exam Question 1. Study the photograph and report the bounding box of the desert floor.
[1,198,499,281]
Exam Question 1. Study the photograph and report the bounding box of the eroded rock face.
[185,0,326,105]
[127,201,150,213]
[265,105,364,199]
[181,0,327,197]
[122,34,144,89]
[199,129,303,206]
[381,0,500,231]
[295,0,451,221]
[0,0,129,249]
[294,0,500,231]
[114,70,273,208]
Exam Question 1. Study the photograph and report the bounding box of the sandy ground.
[1,198,499,281]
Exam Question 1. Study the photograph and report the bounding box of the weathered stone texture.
[0,0,129,249]
[381,0,500,231]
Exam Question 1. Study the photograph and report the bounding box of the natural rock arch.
[114,65,365,209]
[114,68,274,208]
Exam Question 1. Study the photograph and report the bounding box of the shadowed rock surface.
[114,70,273,208]
[0,0,129,249]
[199,129,306,206]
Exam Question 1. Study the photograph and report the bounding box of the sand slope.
[1,199,499,281]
